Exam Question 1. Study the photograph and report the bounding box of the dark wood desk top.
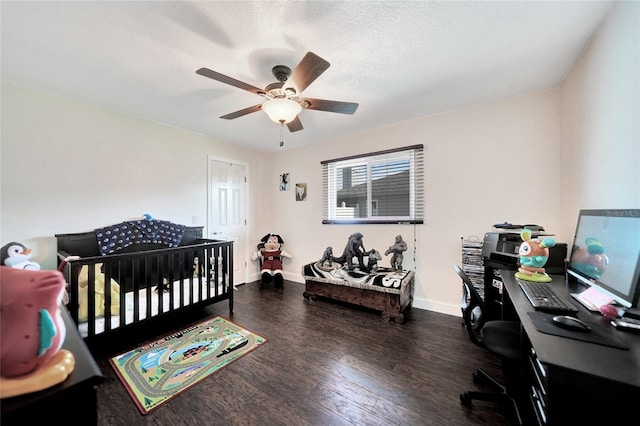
[501,270,640,390]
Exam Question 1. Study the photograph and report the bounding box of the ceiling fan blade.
[284,52,330,95]
[220,104,262,120]
[286,116,303,132]
[301,98,359,114]
[196,68,264,96]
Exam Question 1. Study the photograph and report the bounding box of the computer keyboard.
[517,279,579,314]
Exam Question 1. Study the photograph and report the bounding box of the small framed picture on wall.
[295,183,307,201]
[279,173,290,191]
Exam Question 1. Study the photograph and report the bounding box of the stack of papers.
[573,286,614,311]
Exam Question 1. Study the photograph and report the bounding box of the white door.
[208,157,247,285]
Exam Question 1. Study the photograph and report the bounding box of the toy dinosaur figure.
[335,232,367,271]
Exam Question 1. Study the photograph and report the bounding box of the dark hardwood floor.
[93,281,517,425]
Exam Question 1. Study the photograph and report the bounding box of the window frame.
[321,144,424,225]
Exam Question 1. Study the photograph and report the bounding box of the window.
[322,144,424,224]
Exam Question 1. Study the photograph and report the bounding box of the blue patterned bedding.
[94,219,186,255]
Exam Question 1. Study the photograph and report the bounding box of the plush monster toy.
[0,267,75,398]
[515,228,556,282]
[252,233,292,288]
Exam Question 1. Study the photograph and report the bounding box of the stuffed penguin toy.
[1,242,41,270]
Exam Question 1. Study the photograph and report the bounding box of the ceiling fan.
[196,52,359,132]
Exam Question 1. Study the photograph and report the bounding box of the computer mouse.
[552,315,591,332]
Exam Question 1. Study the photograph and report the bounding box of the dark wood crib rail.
[56,239,233,349]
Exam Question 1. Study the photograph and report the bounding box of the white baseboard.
[412,296,461,317]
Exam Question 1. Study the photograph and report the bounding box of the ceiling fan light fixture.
[262,98,302,124]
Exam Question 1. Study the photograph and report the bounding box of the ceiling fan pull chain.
[279,123,284,147]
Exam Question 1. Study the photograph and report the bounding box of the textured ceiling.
[1,1,614,152]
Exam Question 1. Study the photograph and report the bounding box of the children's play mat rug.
[110,316,267,414]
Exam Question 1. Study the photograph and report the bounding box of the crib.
[55,224,233,349]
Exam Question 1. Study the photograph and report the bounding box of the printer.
[482,231,567,274]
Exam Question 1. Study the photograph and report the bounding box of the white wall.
[251,0,639,315]
[1,1,637,317]
[558,0,640,239]
[271,89,563,315]
[1,81,563,316]
[0,82,271,271]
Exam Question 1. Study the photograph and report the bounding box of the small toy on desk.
[515,228,556,282]
[599,304,620,319]
[0,242,41,270]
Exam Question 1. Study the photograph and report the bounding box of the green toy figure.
[514,228,556,282]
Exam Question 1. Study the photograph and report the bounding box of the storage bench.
[302,262,414,323]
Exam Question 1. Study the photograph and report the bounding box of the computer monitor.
[567,209,640,308]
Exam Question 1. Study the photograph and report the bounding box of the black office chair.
[454,264,524,425]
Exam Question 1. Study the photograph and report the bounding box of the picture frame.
[279,173,290,191]
[295,183,307,201]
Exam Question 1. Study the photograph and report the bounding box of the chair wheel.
[460,392,472,406]
[472,370,482,384]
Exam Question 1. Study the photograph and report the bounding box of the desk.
[501,270,640,425]
[1,306,103,425]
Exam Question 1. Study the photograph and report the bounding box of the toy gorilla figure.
[367,249,382,272]
[319,246,334,267]
[252,233,292,288]
[338,232,367,271]
[385,235,408,270]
